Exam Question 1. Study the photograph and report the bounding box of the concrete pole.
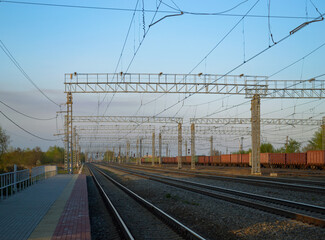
[73,127,76,168]
[76,135,80,167]
[322,117,325,151]
[166,144,168,157]
[152,132,155,166]
[185,140,188,156]
[239,137,243,152]
[64,115,68,170]
[285,136,289,152]
[139,139,142,165]
[159,132,162,165]
[251,94,261,175]
[136,138,139,165]
[191,123,195,170]
[178,123,182,169]
[210,135,213,156]
[126,141,130,163]
[118,145,121,164]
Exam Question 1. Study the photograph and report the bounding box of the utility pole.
[136,138,139,165]
[73,127,77,168]
[66,92,73,174]
[191,123,195,170]
[239,137,243,152]
[139,138,142,165]
[152,132,155,166]
[126,141,130,163]
[323,117,325,151]
[159,132,162,166]
[166,143,168,157]
[64,115,68,170]
[178,123,182,169]
[185,140,187,157]
[210,135,213,156]
[251,94,261,175]
[285,136,289,152]
[118,145,121,164]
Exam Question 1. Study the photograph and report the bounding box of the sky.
[0,0,325,155]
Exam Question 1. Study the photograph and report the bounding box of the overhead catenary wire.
[0,100,57,120]
[136,0,261,118]
[0,110,62,141]
[0,40,60,107]
[153,11,325,119]
[102,0,163,116]
[0,0,319,19]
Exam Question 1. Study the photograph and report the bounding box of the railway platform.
[0,174,91,240]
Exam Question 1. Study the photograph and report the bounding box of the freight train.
[141,150,325,169]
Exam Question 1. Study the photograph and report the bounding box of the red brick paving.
[51,175,91,240]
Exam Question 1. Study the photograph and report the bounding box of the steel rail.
[124,164,325,194]
[105,164,325,228]
[91,164,206,240]
[88,165,135,240]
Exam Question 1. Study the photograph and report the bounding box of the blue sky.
[0,0,324,154]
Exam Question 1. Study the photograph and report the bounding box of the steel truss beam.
[75,125,155,134]
[65,73,325,98]
[190,118,322,126]
[72,115,182,124]
[160,126,251,135]
[65,73,268,96]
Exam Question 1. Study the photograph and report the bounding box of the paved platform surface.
[51,175,91,240]
[0,174,91,240]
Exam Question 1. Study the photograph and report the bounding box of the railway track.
[87,164,206,240]
[100,164,325,228]
[114,164,325,194]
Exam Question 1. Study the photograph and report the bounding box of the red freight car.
[241,154,250,165]
[307,150,325,167]
[269,153,286,165]
[198,156,205,164]
[211,155,221,165]
[204,156,210,165]
[230,154,241,164]
[221,154,231,164]
[260,153,269,164]
[286,153,307,166]
[260,153,286,166]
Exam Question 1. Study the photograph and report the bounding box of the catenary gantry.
[64,72,325,174]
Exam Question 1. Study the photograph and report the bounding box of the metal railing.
[0,165,57,200]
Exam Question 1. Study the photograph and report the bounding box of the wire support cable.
[0,100,57,120]
[0,40,60,107]
[0,110,62,141]
[0,1,319,19]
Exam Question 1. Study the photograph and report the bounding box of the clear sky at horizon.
[0,0,324,154]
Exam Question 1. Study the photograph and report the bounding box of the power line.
[269,42,325,78]
[102,0,163,116]
[98,0,140,109]
[154,11,325,118]
[153,0,261,118]
[162,0,249,15]
[0,110,61,141]
[0,100,57,120]
[0,0,319,19]
[0,40,60,107]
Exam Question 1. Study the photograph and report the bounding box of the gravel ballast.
[95,164,325,240]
